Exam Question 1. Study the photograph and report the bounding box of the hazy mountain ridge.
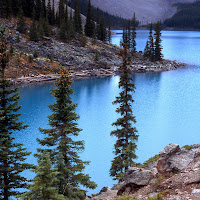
[90,0,198,24]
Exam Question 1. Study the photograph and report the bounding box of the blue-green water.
[16,30,200,195]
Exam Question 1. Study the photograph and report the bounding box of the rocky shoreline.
[1,17,184,86]
[11,58,184,86]
[91,143,200,200]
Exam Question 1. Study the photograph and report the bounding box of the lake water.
[15,30,200,195]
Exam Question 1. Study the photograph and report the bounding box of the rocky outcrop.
[92,143,200,200]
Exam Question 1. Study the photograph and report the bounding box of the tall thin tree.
[0,26,31,200]
[110,43,138,181]
[37,67,97,199]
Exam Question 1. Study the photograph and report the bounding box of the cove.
[15,30,200,195]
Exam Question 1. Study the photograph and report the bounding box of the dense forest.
[163,1,200,29]
[68,0,130,28]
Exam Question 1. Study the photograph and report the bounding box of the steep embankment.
[1,17,182,85]
[93,143,200,200]
[90,0,197,24]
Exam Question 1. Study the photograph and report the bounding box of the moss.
[150,177,165,191]
[138,154,159,169]
[147,190,170,200]
[182,145,193,151]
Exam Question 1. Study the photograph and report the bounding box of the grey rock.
[192,189,200,194]
[159,143,180,157]
[117,167,154,195]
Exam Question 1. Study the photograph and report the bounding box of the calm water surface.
[16,30,200,195]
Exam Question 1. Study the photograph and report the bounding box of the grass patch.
[182,145,193,151]
[138,154,159,168]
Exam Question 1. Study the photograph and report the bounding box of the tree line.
[121,20,163,62]
[163,1,200,29]
[0,0,113,43]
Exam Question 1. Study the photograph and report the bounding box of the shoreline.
[11,59,185,86]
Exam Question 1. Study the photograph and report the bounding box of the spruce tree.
[16,8,27,34]
[107,20,112,43]
[0,26,31,200]
[99,16,106,41]
[144,23,154,61]
[110,43,138,181]
[130,13,137,53]
[58,0,65,27]
[47,0,52,25]
[154,21,162,61]
[37,67,97,199]
[85,0,95,37]
[29,21,39,41]
[74,0,82,34]
[21,152,66,200]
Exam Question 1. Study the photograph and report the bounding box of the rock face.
[89,0,197,24]
[93,143,200,200]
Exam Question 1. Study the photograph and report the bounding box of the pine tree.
[34,0,42,21]
[144,23,154,61]
[107,20,112,43]
[52,0,55,25]
[29,21,39,41]
[99,16,106,41]
[47,0,52,25]
[110,43,138,181]
[0,0,11,18]
[127,20,131,48]
[130,13,137,53]
[85,0,95,37]
[21,152,66,200]
[74,0,82,34]
[154,21,162,61]
[58,0,65,27]
[0,26,32,200]
[16,7,27,34]
[37,67,97,199]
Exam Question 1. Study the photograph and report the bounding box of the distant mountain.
[164,1,200,29]
[90,0,198,24]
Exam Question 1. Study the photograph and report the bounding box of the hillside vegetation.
[164,1,200,29]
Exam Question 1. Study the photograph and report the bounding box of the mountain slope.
[90,0,198,24]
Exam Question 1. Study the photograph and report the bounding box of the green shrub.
[182,145,193,151]
[151,177,164,191]
[138,154,159,168]
[80,35,88,47]
[33,51,38,58]
[28,55,33,63]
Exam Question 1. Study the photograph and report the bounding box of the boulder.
[157,144,195,174]
[117,167,154,195]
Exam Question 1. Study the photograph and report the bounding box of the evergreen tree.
[41,0,46,19]
[58,0,65,27]
[59,20,66,40]
[74,0,82,34]
[16,8,27,34]
[130,13,137,53]
[0,0,11,18]
[127,20,131,48]
[0,26,31,200]
[110,43,138,181]
[21,153,66,200]
[47,0,52,25]
[85,0,95,37]
[37,67,97,199]
[34,0,42,21]
[107,20,112,43]
[96,8,101,40]
[52,0,55,25]
[154,21,162,61]
[99,16,106,41]
[144,23,154,61]
[29,21,39,41]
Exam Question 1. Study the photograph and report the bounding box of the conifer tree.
[29,21,39,41]
[85,0,95,37]
[0,0,11,18]
[34,0,42,21]
[130,13,137,53]
[0,26,31,200]
[47,0,52,25]
[58,0,65,27]
[37,67,97,199]
[99,16,106,41]
[154,21,162,61]
[74,0,82,34]
[107,20,112,43]
[21,153,66,200]
[52,0,55,25]
[127,20,131,48]
[144,23,154,61]
[110,43,138,181]
[17,8,27,34]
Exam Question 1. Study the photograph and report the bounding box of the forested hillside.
[163,1,200,29]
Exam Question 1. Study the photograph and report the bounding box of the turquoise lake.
[15,30,200,195]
